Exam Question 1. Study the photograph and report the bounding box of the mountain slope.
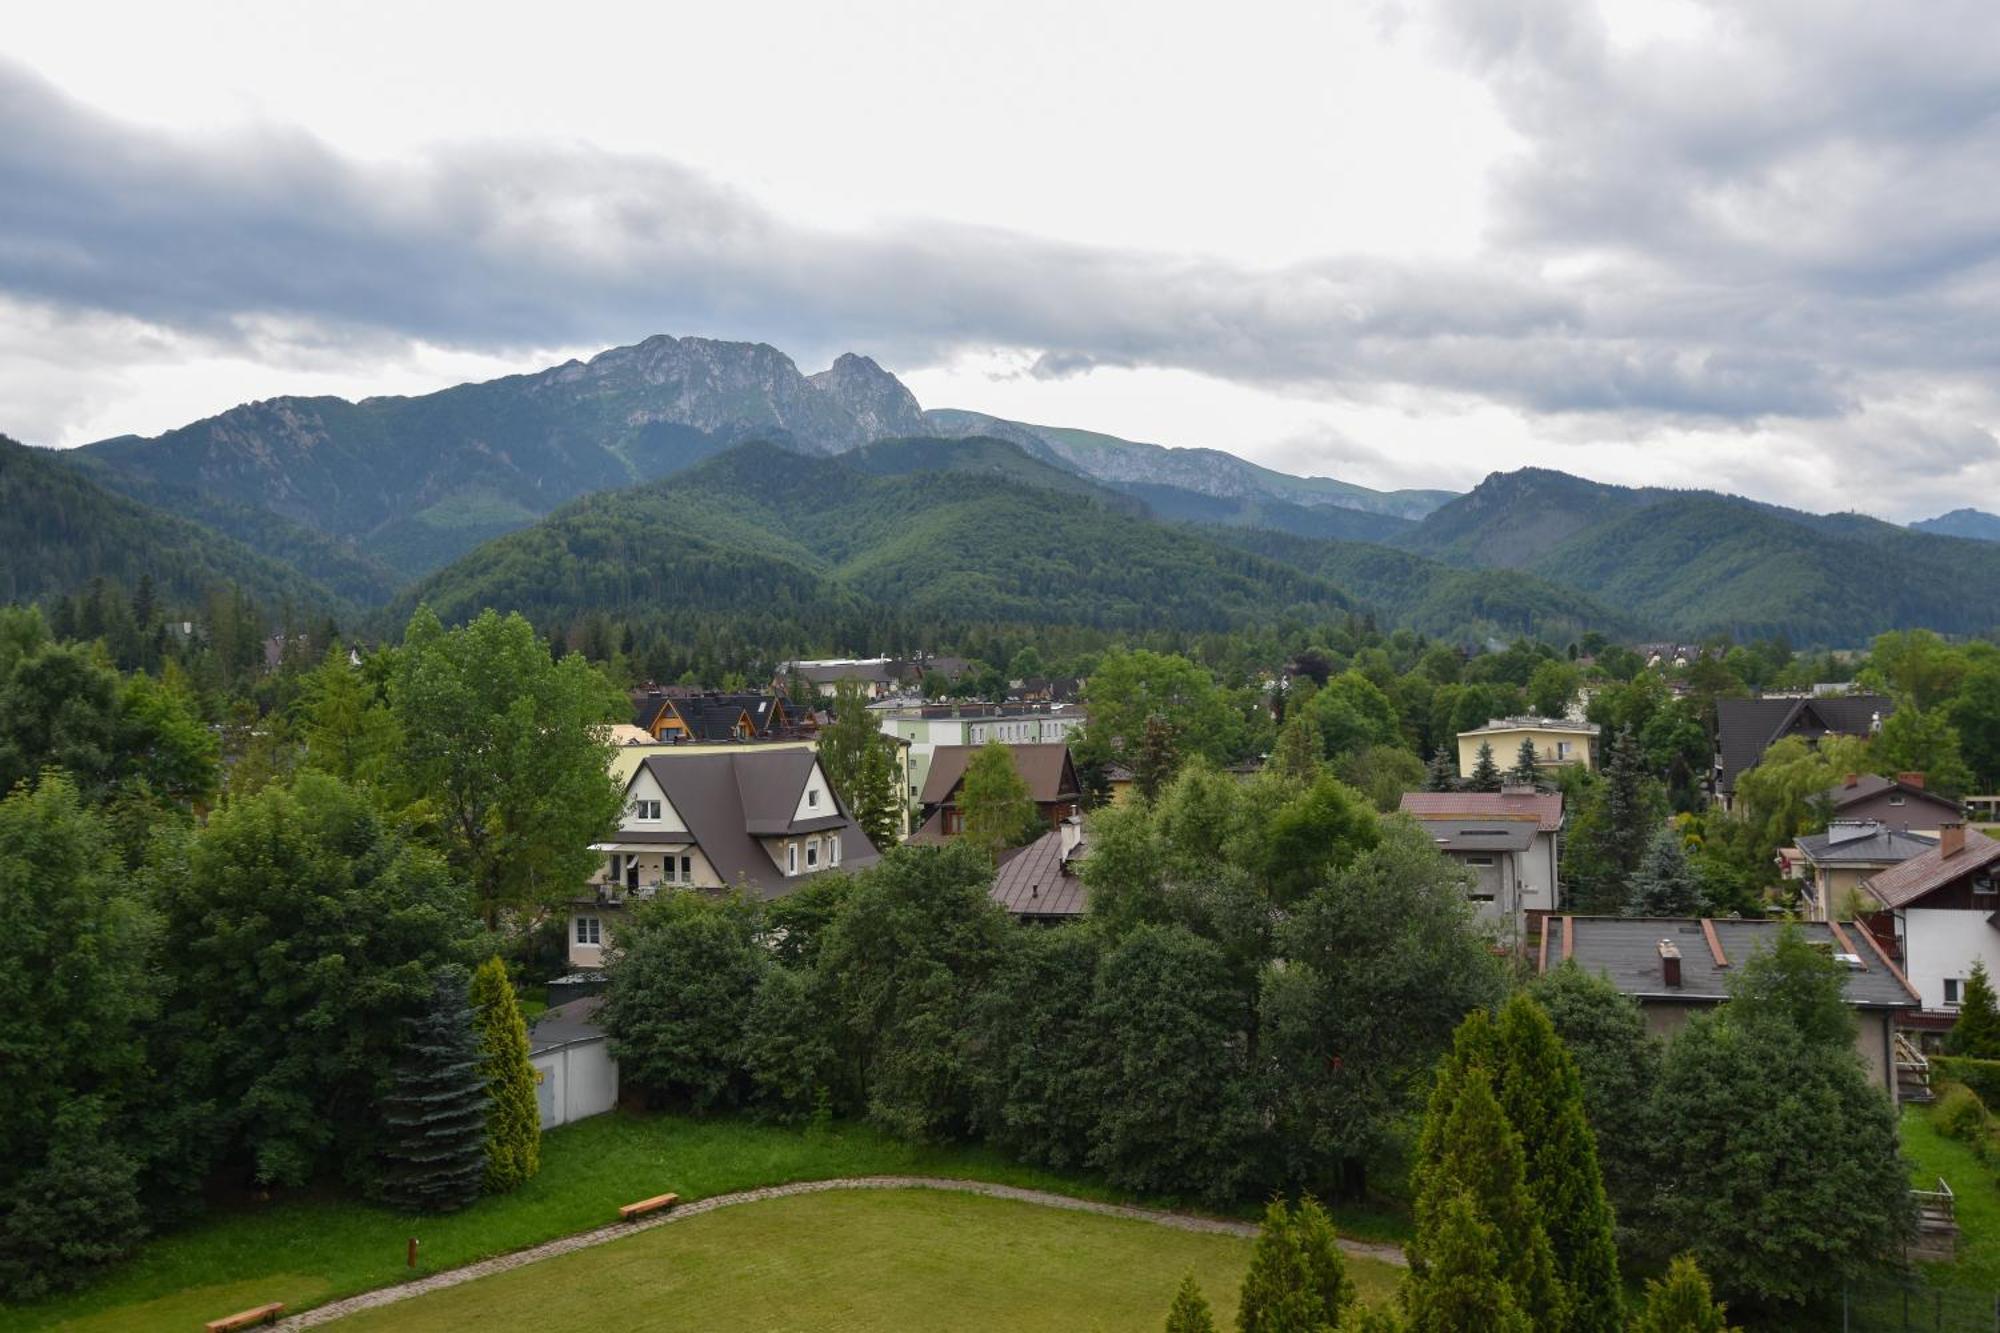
[1392,468,1670,568]
[920,409,1453,519]
[1912,508,2000,542]
[406,438,1356,633]
[1,436,346,612]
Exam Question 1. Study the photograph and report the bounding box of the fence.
[1842,1277,2000,1331]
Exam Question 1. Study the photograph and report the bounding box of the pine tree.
[1492,994,1622,1332]
[1235,1197,1351,1332]
[1166,1270,1219,1333]
[1401,1189,1532,1333]
[1506,738,1541,788]
[1627,823,1701,918]
[378,969,489,1213]
[1628,1255,1737,1333]
[1946,960,2000,1059]
[468,956,541,1193]
[1466,742,1502,793]
[1423,747,1459,793]
[1409,1022,1565,1330]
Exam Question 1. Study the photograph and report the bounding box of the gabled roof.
[990,827,1089,919]
[1826,772,1964,819]
[1796,822,1936,867]
[1863,829,2000,909]
[1714,694,1892,795]
[1544,915,1918,1009]
[1399,790,1563,833]
[920,743,1079,806]
[628,751,880,898]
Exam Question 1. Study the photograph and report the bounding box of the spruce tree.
[1166,1270,1219,1333]
[1423,747,1459,793]
[1627,823,1702,918]
[1467,742,1502,793]
[468,956,541,1193]
[1946,960,2000,1059]
[1401,1189,1532,1333]
[1506,738,1541,788]
[1492,994,1622,1332]
[378,969,488,1213]
[1628,1255,1737,1333]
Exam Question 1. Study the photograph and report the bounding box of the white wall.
[623,767,687,833]
[531,1039,620,1129]
[1900,907,2000,1011]
[793,760,834,821]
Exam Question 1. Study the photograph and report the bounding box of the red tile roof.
[1398,790,1563,833]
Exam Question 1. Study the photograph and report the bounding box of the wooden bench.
[618,1192,679,1221]
[204,1303,285,1332]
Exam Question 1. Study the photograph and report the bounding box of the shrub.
[1934,1056,2000,1108]
[1935,1083,1991,1145]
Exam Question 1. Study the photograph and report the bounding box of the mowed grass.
[1903,1103,2000,1288]
[336,1189,1400,1333]
[4,1112,1400,1333]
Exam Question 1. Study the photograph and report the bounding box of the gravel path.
[272,1175,1406,1328]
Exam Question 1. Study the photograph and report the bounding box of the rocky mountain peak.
[808,352,926,441]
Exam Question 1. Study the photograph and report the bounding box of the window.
[808,787,820,809]
[1977,877,1998,896]
[634,799,662,820]
[575,916,602,946]
[806,838,820,869]
[1946,977,1964,1007]
[1555,741,1571,760]
[787,843,799,874]
[662,856,677,884]
[830,835,841,866]
[1463,855,1496,867]
[680,854,692,882]
[1890,794,1906,806]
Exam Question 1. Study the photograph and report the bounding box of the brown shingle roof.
[1863,829,2000,909]
[990,827,1089,919]
[920,743,1079,806]
[1398,790,1563,833]
[632,752,880,898]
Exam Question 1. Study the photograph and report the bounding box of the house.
[1711,693,1892,810]
[877,702,1088,806]
[1399,787,1563,928]
[990,817,1089,923]
[909,742,1081,844]
[779,657,914,699]
[1822,771,1964,836]
[528,997,619,1129]
[1456,717,1599,778]
[567,750,882,968]
[1788,821,1936,921]
[1540,915,1919,1100]
[629,689,815,743]
[1857,823,2000,1028]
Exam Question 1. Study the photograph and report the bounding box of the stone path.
[273,1174,1407,1328]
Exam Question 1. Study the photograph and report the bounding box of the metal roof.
[530,996,608,1054]
[1796,822,1936,867]
[1543,915,1918,1009]
[1400,790,1564,833]
[990,827,1089,919]
[1864,829,2000,909]
[1421,819,1539,853]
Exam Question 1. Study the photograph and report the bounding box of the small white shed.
[529,996,620,1130]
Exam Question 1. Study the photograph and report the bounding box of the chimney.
[1059,815,1083,858]
[1900,772,1926,790]
[1658,939,1682,988]
[1843,772,1860,789]
[1942,822,1966,858]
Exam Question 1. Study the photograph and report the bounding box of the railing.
[1897,1031,1931,1079]
[1913,1176,1956,1224]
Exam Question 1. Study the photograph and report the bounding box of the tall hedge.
[469,956,541,1192]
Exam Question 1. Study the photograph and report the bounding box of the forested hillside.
[404,439,1356,635]
[0,435,346,613]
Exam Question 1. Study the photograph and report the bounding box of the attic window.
[808,788,820,809]
[1890,794,1906,806]
[634,799,662,820]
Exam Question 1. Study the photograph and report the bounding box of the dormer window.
[1889,794,1906,806]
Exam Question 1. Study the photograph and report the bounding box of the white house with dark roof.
[1398,787,1562,930]
[567,750,881,968]
[1857,823,2000,1027]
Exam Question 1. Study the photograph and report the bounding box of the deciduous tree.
[959,739,1039,862]
[600,891,767,1111]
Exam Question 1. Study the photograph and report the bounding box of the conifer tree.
[1292,1195,1356,1321]
[1135,712,1181,801]
[1166,1270,1219,1333]
[1627,823,1702,918]
[378,969,488,1213]
[1628,1255,1737,1333]
[1401,1190,1531,1333]
[1272,709,1325,783]
[1235,1197,1351,1332]
[1492,993,1622,1331]
[1466,742,1502,793]
[468,956,541,1193]
[1946,960,2000,1059]
[1423,747,1459,793]
[1506,738,1541,788]
[1409,1023,1564,1330]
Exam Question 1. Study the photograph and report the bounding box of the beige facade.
[1635,999,1897,1097]
[1457,717,1599,778]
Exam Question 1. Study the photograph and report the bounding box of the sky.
[5,0,1999,519]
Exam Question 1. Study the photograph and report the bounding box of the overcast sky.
[7,1,1999,518]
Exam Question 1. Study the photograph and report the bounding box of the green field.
[335,1189,1398,1332]
[2,1113,1402,1333]
[1904,1103,2000,1288]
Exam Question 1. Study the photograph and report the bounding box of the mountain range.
[12,332,2000,645]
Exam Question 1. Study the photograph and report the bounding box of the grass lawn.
[335,1189,1401,1332]
[2,1112,1404,1333]
[1903,1104,2000,1288]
